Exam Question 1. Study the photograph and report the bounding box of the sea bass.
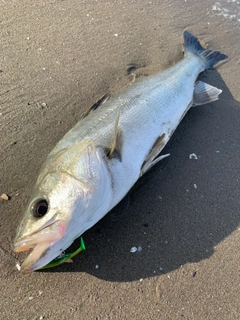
[14,31,228,273]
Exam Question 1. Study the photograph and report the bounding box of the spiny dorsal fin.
[192,81,222,106]
[81,93,111,119]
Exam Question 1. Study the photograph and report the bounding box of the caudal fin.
[183,31,228,69]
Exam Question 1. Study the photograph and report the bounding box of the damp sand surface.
[1,1,240,319]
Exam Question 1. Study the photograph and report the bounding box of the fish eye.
[33,200,48,218]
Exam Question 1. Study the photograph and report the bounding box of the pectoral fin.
[141,134,170,176]
[106,107,122,161]
[192,81,222,106]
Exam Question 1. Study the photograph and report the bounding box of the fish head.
[14,141,112,273]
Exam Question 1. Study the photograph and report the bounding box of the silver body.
[52,54,203,208]
[14,32,226,272]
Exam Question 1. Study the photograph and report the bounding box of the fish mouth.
[16,241,58,273]
[14,219,65,273]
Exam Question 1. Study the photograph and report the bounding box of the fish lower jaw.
[16,241,55,273]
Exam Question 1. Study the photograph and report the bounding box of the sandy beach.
[1,0,240,319]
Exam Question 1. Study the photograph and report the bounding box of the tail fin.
[183,31,228,69]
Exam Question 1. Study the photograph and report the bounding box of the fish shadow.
[46,70,240,281]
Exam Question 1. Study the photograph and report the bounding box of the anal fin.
[193,81,222,106]
[141,133,170,176]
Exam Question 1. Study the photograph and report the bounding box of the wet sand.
[1,0,240,319]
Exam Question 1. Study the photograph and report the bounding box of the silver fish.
[14,31,228,273]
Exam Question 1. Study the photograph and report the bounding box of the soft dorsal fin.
[193,81,222,106]
[81,93,111,119]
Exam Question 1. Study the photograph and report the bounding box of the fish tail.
[183,31,228,69]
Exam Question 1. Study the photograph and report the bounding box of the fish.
[14,31,228,273]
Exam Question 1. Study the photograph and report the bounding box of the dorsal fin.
[81,93,111,119]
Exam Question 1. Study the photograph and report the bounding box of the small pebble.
[130,246,137,253]
[95,264,99,269]
[28,296,34,301]
[16,263,21,271]
[1,193,10,201]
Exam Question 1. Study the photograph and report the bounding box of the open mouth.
[14,220,64,273]
[16,241,57,273]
